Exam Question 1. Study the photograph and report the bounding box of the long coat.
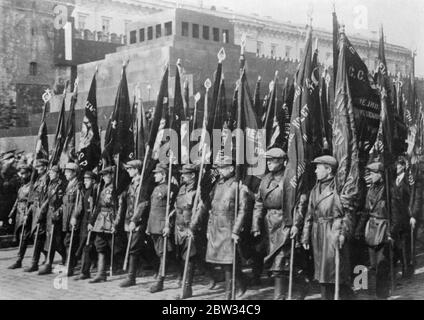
[252,171,303,264]
[60,177,83,232]
[146,182,177,235]
[193,175,251,264]
[80,184,98,239]
[391,175,411,237]
[41,178,66,231]
[0,166,19,222]
[301,178,352,284]
[8,181,31,234]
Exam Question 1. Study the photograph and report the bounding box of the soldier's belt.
[315,217,333,223]
[369,215,389,221]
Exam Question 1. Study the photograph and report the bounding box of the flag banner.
[59,90,78,167]
[333,31,360,211]
[50,93,67,166]
[79,73,101,171]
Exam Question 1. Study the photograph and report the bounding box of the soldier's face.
[103,173,113,184]
[267,158,284,172]
[315,164,331,181]
[84,177,93,189]
[181,172,195,184]
[218,166,234,178]
[18,171,30,181]
[369,171,382,184]
[396,163,405,175]
[48,170,58,181]
[36,165,47,175]
[126,167,138,178]
[65,169,76,181]
[154,172,165,183]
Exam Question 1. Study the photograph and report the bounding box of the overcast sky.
[182,0,424,76]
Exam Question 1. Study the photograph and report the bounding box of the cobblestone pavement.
[0,245,423,300]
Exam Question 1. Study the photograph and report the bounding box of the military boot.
[38,263,53,275]
[273,276,286,300]
[150,277,164,293]
[89,253,107,283]
[236,271,247,298]
[176,260,195,300]
[120,255,139,288]
[8,258,23,270]
[74,247,91,281]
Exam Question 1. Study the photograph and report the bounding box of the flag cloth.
[50,93,67,166]
[332,31,360,211]
[35,103,49,161]
[79,73,101,171]
[59,90,78,166]
[281,79,294,152]
[253,77,263,121]
[103,65,134,194]
[280,26,314,220]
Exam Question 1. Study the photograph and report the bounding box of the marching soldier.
[192,155,249,300]
[38,165,67,275]
[301,155,353,300]
[61,162,83,276]
[24,159,49,272]
[7,163,32,269]
[252,148,303,300]
[174,164,199,299]
[89,166,122,283]
[392,157,414,278]
[147,162,178,293]
[119,160,149,288]
[74,171,98,280]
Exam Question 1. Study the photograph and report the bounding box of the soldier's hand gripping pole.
[334,244,340,300]
[287,238,295,300]
[123,230,132,271]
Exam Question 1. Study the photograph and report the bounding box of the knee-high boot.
[120,254,139,288]
[273,274,286,300]
[89,253,107,283]
[150,258,165,293]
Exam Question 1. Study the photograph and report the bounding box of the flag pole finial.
[42,89,52,104]
[258,75,261,82]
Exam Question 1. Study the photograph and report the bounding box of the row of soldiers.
[5,147,421,300]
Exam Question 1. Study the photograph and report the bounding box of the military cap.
[49,165,60,173]
[153,163,168,174]
[124,160,142,170]
[396,156,407,166]
[1,151,15,161]
[265,148,287,159]
[312,155,338,168]
[99,166,115,175]
[366,162,384,173]
[17,163,31,172]
[83,171,97,179]
[34,159,49,167]
[179,163,199,174]
[64,162,80,172]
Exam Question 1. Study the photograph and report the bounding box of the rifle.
[287,238,295,300]
[161,154,174,278]
[66,188,80,277]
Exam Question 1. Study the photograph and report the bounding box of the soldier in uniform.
[38,165,67,275]
[147,162,178,293]
[73,171,98,280]
[119,160,149,288]
[173,164,199,299]
[61,162,83,276]
[252,148,304,300]
[0,151,19,230]
[89,166,122,283]
[301,155,353,300]
[192,155,250,300]
[24,159,49,272]
[391,157,414,278]
[7,164,32,269]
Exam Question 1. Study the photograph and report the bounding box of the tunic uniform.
[8,181,32,247]
[41,177,66,261]
[174,181,197,260]
[118,175,149,255]
[28,173,49,236]
[193,175,250,265]
[252,170,303,272]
